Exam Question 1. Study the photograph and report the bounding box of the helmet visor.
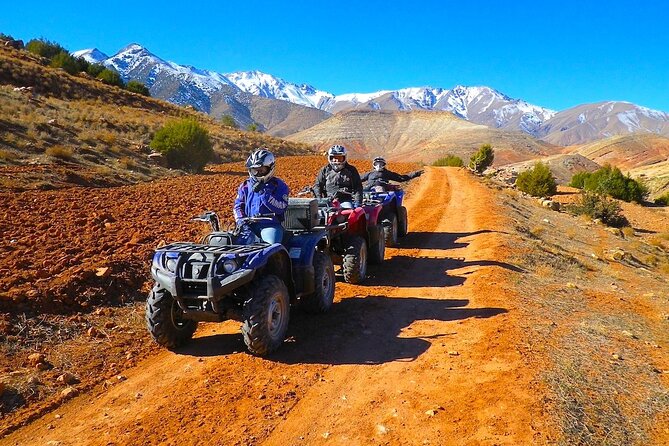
[329,155,346,164]
[373,161,386,169]
[249,166,270,177]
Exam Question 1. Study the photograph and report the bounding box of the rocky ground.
[0,157,668,445]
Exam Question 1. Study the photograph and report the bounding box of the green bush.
[26,38,67,60]
[50,51,79,75]
[220,115,238,128]
[246,123,259,132]
[654,192,669,206]
[570,192,629,227]
[569,171,591,189]
[468,144,494,173]
[150,119,213,172]
[515,162,557,197]
[96,69,124,88]
[432,155,463,167]
[126,80,150,96]
[573,165,648,203]
[87,63,106,77]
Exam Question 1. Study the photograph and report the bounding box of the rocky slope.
[287,110,559,165]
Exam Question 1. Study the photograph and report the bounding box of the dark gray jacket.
[314,163,363,204]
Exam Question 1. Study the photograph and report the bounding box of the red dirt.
[0,165,552,445]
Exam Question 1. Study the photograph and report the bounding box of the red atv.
[299,189,385,284]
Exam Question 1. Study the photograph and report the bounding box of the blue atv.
[146,198,334,356]
[363,181,408,247]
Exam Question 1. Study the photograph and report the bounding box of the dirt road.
[2,167,550,445]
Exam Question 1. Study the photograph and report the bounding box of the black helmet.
[373,156,386,172]
[328,145,347,172]
[246,148,276,182]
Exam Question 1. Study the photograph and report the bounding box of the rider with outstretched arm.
[313,145,363,208]
[361,156,423,191]
[233,148,289,244]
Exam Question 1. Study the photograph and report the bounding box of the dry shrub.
[621,226,635,238]
[45,145,73,159]
[530,226,545,237]
[643,254,659,267]
[119,156,135,170]
[96,130,117,145]
[0,149,19,161]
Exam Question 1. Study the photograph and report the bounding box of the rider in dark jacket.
[314,145,363,207]
[361,156,423,190]
[233,148,289,244]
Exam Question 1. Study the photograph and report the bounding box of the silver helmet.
[373,156,386,172]
[246,148,276,182]
[328,145,347,172]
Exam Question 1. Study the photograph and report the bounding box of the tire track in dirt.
[1,168,550,445]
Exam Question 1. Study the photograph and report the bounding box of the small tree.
[26,38,67,60]
[220,115,237,128]
[515,162,557,197]
[126,80,150,96]
[150,119,213,172]
[468,144,494,173]
[580,165,648,203]
[246,123,259,132]
[569,171,591,189]
[50,51,79,74]
[87,63,106,77]
[570,192,629,227]
[97,69,124,88]
[432,154,463,167]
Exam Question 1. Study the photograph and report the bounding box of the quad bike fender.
[362,204,383,226]
[245,244,296,301]
[344,208,368,237]
[286,231,329,296]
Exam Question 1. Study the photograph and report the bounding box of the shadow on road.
[397,230,498,250]
[177,296,507,365]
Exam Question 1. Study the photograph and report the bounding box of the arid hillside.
[287,109,560,165]
[1,159,668,445]
[0,44,312,190]
[492,153,601,184]
[573,134,669,171]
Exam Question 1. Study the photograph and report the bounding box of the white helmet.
[328,145,347,172]
[373,156,386,172]
[246,148,275,182]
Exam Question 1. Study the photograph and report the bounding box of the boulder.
[28,352,46,366]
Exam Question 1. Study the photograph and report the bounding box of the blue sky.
[2,0,668,111]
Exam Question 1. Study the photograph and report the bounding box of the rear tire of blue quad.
[301,251,335,313]
[384,213,399,247]
[145,285,198,350]
[241,274,290,356]
[343,235,368,284]
[369,224,386,264]
[398,206,408,237]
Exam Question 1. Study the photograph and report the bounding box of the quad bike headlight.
[222,259,238,274]
[165,257,178,273]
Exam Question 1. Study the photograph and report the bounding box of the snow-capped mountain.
[73,43,669,144]
[538,101,669,145]
[72,48,109,64]
[318,86,556,135]
[225,70,333,109]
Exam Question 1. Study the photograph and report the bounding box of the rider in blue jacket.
[233,148,289,244]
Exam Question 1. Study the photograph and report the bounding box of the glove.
[252,180,264,192]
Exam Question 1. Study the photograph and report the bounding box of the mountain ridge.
[73,43,669,145]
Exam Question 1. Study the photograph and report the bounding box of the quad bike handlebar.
[192,211,221,232]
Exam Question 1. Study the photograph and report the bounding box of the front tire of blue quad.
[398,206,408,237]
[145,285,198,350]
[369,224,386,264]
[301,250,335,313]
[343,235,368,284]
[384,213,399,247]
[242,274,290,356]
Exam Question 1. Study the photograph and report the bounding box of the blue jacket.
[233,177,289,223]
